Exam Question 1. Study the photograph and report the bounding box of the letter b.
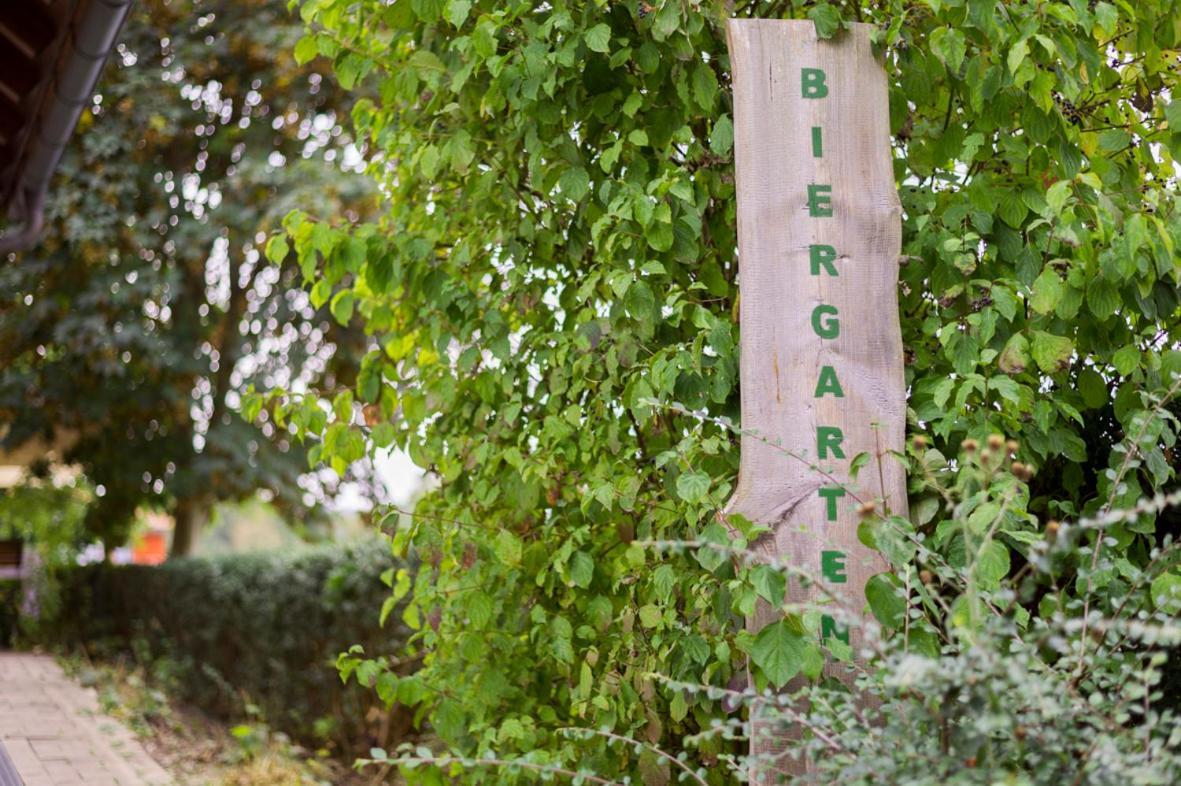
[802,68,828,98]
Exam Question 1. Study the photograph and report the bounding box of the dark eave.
[0,0,134,255]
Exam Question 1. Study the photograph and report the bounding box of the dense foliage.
[49,540,409,756]
[255,0,1181,782]
[0,482,91,570]
[0,481,92,642]
[0,0,373,553]
[664,440,1181,786]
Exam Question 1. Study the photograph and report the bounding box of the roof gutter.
[0,0,134,255]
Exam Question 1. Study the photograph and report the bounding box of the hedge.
[49,539,410,755]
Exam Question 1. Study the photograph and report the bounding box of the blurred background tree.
[0,0,374,555]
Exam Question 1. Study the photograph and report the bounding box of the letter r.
[817,426,845,459]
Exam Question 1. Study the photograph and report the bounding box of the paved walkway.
[0,653,171,785]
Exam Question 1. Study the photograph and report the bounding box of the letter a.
[814,365,844,398]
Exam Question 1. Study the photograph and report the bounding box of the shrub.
[48,539,410,756]
[374,432,1181,784]
[255,0,1181,782]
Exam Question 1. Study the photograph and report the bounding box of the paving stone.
[0,653,172,785]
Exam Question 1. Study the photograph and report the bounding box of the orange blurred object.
[131,531,167,565]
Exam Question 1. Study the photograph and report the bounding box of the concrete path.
[0,653,171,785]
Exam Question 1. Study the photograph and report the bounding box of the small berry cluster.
[1054,92,1084,126]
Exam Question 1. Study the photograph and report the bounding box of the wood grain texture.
[725,18,907,779]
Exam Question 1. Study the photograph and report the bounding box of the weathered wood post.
[725,19,908,778]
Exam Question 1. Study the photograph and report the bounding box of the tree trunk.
[170,498,201,558]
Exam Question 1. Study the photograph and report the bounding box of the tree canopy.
[0,0,373,553]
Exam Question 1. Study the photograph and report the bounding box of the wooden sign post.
[725,19,908,777]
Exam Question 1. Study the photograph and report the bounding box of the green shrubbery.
[249,0,1181,782]
[48,540,410,756]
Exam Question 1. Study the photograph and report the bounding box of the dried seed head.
[1006,439,1019,454]
[1011,461,1030,481]
[617,521,635,544]
[919,569,934,585]
[980,448,992,462]
[912,434,928,449]
[962,438,979,453]
[857,500,877,518]
[1046,520,1060,538]
[987,434,1004,451]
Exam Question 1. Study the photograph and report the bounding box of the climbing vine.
[247,1,1181,782]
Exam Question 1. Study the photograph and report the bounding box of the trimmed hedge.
[50,539,409,754]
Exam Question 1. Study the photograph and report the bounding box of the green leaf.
[749,564,786,606]
[294,35,319,65]
[638,604,662,628]
[865,573,906,629]
[558,166,590,202]
[691,62,719,111]
[1045,180,1072,214]
[583,23,611,53]
[807,3,842,39]
[1007,39,1029,75]
[330,290,355,325]
[1112,345,1141,376]
[1030,331,1074,373]
[568,551,594,589]
[1078,368,1108,409]
[997,333,1030,375]
[998,190,1028,228]
[849,451,871,482]
[1151,572,1181,615]
[445,0,471,27]
[1030,268,1064,315]
[750,619,806,687]
[974,540,1010,590]
[929,27,966,72]
[1086,277,1120,320]
[495,530,522,566]
[675,471,710,504]
[265,234,289,264]
[334,53,370,90]
[1092,3,1118,36]
[449,130,476,172]
[709,115,733,156]
[1164,100,1181,131]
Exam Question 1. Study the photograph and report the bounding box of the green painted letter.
[822,614,849,645]
[817,426,845,459]
[801,68,828,98]
[821,551,847,584]
[818,486,845,521]
[811,126,823,157]
[814,365,844,398]
[811,304,839,339]
[809,244,838,277]
[807,184,833,217]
